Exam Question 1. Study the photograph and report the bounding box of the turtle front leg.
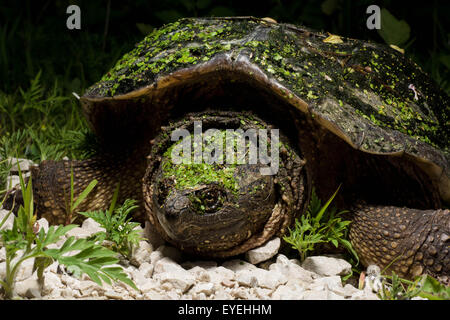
[349,204,449,282]
[29,156,147,225]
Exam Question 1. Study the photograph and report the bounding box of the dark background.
[0,0,449,95]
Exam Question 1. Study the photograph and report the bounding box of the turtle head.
[143,111,307,257]
[154,163,276,253]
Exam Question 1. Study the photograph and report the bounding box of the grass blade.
[315,184,341,222]
[71,179,98,212]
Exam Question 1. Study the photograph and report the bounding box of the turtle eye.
[189,185,226,214]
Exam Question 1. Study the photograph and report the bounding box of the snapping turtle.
[10,17,450,281]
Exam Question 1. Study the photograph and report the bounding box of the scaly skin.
[30,150,148,225]
[350,204,449,283]
[5,111,448,282]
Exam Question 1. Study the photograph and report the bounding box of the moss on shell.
[85,17,449,154]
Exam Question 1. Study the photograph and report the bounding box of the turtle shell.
[81,17,449,203]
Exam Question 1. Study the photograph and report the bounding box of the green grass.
[0,72,100,192]
[0,163,137,299]
[283,186,359,267]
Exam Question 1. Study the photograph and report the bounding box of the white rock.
[156,245,183,263]
[236,271,258,288]
[187,266,211,282]
[149,250,165,265]
[46,261,59,274]
[138,262,154,278]
[0,247,5,262]
[130,240,153,267]
[6,175,20,189]
[153,257,195,293]
[81,218,104,234]
[154,272,195,293]
[44,288,62,299]
[302,289,332,300]
[253,268,288,290]
[65,226,95,239]
[230,287,250,299]
[36,217,49,233]
[222,259,257,273]
[131,269,148,288]
[191,292,207,300]
[8,158,34,172]
[143,290,166,299]
[61,274,81,290]
[254,287,272,300]
[46,237,67,250]
[14,274,41,299]
[182,260,217,270]
[0,209,14,230]
[272,282,305,300]
[206,266,235,285]
[14,256,35,281]
[153,257,183,274]
[61,287,76,298]
[269,254,315,285]
[105,290,125,300]
[164,290,182,300]
[331,283,361,297]
[302,256,352,277]
[0,262,5,279]
[245,237,281,264]
[351,290,379,300]
[42,272,62,296]
[79,280,104,296]
[139,278,161,293]
[190,282,215,296]
[213,289,234,300]
[310,276,343,291]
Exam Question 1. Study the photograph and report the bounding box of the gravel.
[0,211,381,300]
[0,164,382,300]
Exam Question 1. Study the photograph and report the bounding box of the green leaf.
[108,182,121,215]
[330,239,338,248]
[377,8,411,46]
[418,275,450,300]
[41,224,78,247]
[71,179,98,212]
[314,184,341,223]
[33,256,53,283]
